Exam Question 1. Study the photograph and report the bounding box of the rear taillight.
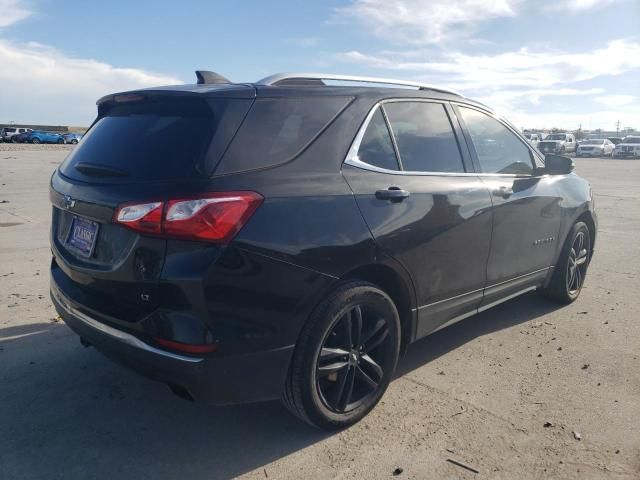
[114,192,263,243]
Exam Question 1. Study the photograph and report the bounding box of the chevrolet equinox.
[50,71,597,429]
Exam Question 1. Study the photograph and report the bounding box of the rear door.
[454,105,563,308]
[343,100,493,338]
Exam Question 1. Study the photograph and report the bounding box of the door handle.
[375,187,410,203]
[492,186,513,199]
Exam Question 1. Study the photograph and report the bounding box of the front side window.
[356,108,399,171]
[458,107,533,175]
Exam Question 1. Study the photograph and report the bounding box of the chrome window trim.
[343,98,535,178]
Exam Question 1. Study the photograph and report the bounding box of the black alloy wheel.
[566,230,589,296]
[316,304,393,413]
[541,221,591,304]
[283,281,400,429]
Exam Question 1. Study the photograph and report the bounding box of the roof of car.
[98,71,491,112]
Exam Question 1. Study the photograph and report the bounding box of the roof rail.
[256,72,462,96]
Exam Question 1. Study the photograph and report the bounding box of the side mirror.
[544,154,574,175]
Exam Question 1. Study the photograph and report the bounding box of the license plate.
[66,216,99,257]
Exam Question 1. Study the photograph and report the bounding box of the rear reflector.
[153,337,218,354]
[114,192,262,243]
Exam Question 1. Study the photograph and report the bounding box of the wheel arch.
[340,263,417,355]
[575,210,596,257]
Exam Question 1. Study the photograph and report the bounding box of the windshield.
[582,140,604,145]
[623,137,640,144]
[546,134,567,140]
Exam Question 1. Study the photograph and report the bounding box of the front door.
[343,100,493,338]
[455,105,563,308]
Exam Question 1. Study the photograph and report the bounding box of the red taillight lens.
[114,192,262,243]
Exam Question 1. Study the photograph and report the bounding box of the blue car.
[63,133,83,144]
[27,130,65,144]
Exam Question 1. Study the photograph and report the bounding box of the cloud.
[0,40,183,125]
[594,94,636,107]
[334,0,521,44]
[0,0,32,27]
[339,39,640,128]
[341,40,640,92]
[546,0,629,12]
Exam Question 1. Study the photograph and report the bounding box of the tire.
[71,139,78,144]
[31,137,40,144]
[541,221,591,304]
[57,138,64,144]
[11,136,18,143]
[283,281,401,430]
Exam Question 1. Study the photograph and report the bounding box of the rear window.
[59,97,252,183]
[4,128,16,133]
[215,96,352,175]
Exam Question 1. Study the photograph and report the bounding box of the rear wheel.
[541,221,591,303]
[57,138,64,144]
[283,281,400,429]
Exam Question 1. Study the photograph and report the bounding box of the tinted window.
[60,98,252,183]
[383,102,464,173]
[459,107,533,175]
[356,108,399,171]
[216,96,352,175]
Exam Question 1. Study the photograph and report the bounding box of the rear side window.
[59,97,252,183]
[383,102,465,173]
[458,107,533,175]
[356,108,399,171]
[215,96,352,175]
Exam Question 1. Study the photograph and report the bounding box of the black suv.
[50,71,597,429]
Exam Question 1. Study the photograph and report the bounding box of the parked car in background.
[63,133,83,144]
[49,70,597,429]
[11,130,34,143]
[576,139,615,157]
[524,133,542,147]
[1,127,32,143]
[608,137,624,145]
[613,136,640,159]
[27,130,65,144]
[537,133,577,154]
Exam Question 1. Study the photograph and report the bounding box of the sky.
[0,0,639,130]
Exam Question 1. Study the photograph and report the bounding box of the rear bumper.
[51,279,294,405]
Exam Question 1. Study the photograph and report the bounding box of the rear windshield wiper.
[74,162,129,178]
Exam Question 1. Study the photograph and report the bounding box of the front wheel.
[31,137,40,144]
[541,221,591,304]
[283,281,401,429]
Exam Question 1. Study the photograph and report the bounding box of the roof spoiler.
[195,70,231,85]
